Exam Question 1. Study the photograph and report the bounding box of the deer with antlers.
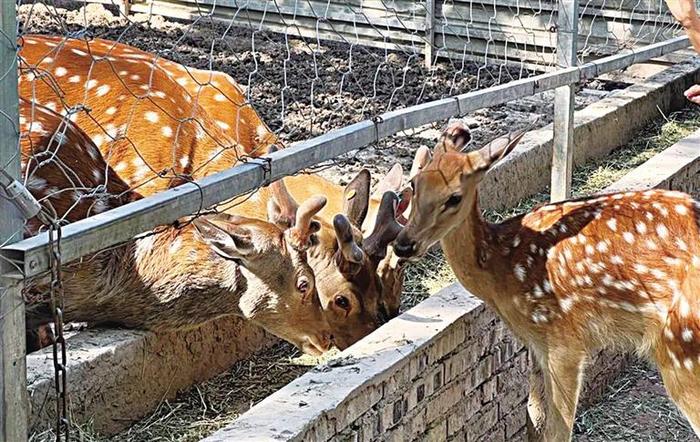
[20,97,334,355]
[18,34,410,349]
[393,121,700,440]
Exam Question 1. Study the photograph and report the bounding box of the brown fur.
[19,35,407,349]
[395,122,700,440]
[20,99,333,355]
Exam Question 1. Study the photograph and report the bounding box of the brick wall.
[202,284,531,442]
[334,299,530,442]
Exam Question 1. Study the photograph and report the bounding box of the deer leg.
[527,354,547,441]
[539,346,586,442]
[655,353,700,436]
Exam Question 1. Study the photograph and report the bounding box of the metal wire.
[0,0,686,439]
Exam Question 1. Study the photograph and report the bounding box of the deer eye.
[334,294,350,311]
[443,193,462,210]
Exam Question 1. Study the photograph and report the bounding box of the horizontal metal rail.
[1,35,689,279]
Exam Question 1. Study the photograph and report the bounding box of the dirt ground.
[18,1,620,186]
[19,2,699,441]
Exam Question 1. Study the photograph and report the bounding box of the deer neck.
[440,193,505,308]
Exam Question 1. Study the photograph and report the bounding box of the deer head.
[297,169,406,349]
[191,204,332,355]
[20,98,335,356]
[394,121,525,259]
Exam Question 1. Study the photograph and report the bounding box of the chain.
[47,219,69,441]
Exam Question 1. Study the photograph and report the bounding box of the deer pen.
[0,0,699,441]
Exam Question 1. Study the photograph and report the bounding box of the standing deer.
[393,121,700,440]
[19,34,409,348]
[20,98,334,355]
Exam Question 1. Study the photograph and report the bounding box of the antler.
[267,178,300,229]
[333,214,365,270]
[286,195,327,250]
[364,191,404,262]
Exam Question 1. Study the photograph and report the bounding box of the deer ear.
[473,130,526,171]
[435,121,472,155]
[371,163,403,201]
[193,215,257,260]
[410,146,431,179]
[343,169,371,228]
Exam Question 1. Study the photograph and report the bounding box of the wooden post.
[425,0,436,68]
[0,2,27,441]
[551,0,579,202]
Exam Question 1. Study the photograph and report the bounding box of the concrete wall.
[202,126,700,441]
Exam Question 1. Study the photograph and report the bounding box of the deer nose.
[393,238,417,258]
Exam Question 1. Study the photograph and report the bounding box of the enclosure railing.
[0,0,693,439]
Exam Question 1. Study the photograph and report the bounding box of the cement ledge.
[28,317,276,435]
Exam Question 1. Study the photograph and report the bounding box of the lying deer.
[394,121,700,440]
[19,34,409,348]
[20,98,334,355]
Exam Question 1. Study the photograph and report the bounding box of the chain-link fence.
[0,0,690,439]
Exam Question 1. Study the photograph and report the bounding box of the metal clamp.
[0,169,41,219]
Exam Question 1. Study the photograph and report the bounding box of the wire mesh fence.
[0,0,692,439]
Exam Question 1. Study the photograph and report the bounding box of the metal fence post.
[551,0,579,202]
[0,2,27,441]
[425,0,435,68]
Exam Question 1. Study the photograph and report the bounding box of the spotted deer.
[19,34,410,349]
[20,98,334,355]
[393,121,700,440]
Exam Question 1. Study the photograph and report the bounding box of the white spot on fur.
[145,111,159,123]
[682,328,693,342]
[623,232,635,244]
[679,297,691,318]
[513,264,527,282]
[96,84,111,97]
[214,93,226,102]
[560,297,574,313]
[650,268,667,279]
[161,126,173,137]
[68,75,81,83]
[635,222,647,234]
[645,239,658,250]
[610,255,623,265]
[683,358,694,371]
[596,241,608,253]
[531,312,548,324]
[86,79,98,90]
[585,245,595,256]
[54,66,67,77]
[606,218,617,232]
[106,106,117,116]
[656,224,669,239]
[675,204,688,215]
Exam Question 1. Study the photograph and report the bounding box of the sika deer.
[20,98,334,355]
[394,121,700,440]
[19,34,410,348]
